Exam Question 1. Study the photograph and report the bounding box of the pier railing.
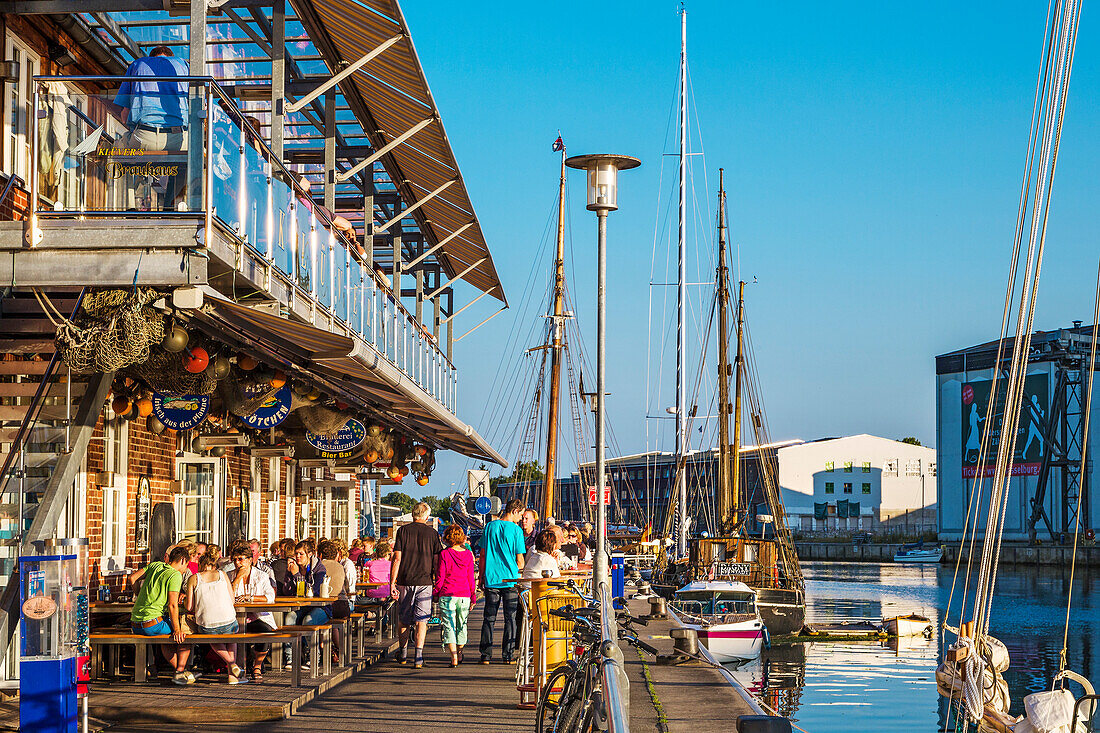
[30,75,457,413]
[598,579,631,732]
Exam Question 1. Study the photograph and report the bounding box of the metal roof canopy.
[29,0,506,305]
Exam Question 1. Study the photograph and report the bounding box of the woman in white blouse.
[521,529,562,579]
[226,540,276,681]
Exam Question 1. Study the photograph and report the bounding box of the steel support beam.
[336,117,434,183]
[324,91,336,212]
[405,222,473,269]
[286,34,404,114]
[426,257,485,300]
[375,179,455,233]
[270,0,286,161]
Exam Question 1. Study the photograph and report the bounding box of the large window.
[905,460,922,477]
[3,33,39,184]
[843,483,853,494]
[176,461,217,543]
[843,461,853,473]
[861,462,871,473]
[100,416,128,564]
[861,483,871,494]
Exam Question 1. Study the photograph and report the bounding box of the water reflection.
[725,561,1096,732]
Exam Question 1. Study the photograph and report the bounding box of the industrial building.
[936,323,1098,543]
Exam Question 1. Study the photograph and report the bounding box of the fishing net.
[55,289,165,374]
[126,350,217,396]
[219,374,281,417]
[296,403,349,435]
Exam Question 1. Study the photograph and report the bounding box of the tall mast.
[730,279,744,533]
[715,170,733,533]
[675,7,689,558]
[541,145,568,521]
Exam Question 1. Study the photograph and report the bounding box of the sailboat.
[652,9,806,637]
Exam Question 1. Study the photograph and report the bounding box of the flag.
[552,135,564,152]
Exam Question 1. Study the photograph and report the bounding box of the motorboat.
[893,543,944,564]
[670,580,765,664]
[882,613,933,637]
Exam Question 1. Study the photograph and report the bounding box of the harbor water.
[727,560,1098,732]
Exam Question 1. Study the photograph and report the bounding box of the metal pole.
[675,7,688,558]
[542,148,568,523]
[595,209,609,592]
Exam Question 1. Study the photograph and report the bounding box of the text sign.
[239,385,292,429]
[588,484,611,506]
[712,562,752,577]
[306,419,365,460]
[135,476,151,553]
[152,393,209,431]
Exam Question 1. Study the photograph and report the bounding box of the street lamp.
[564,153,640,594]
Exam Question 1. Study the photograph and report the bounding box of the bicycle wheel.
[536,666,573,733]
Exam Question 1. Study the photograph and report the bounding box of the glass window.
[929,462,937,477]
[861,462,871,473]
[176,462,215,543]
[861,483,871,494]
[843,483,853,494]
[824,482,834,494]
[884,459,898,476]
[843,461,853,473]
[3,33,39,184]
[906,460,921,477]
[101,415,128,559]
[824,461,834,472]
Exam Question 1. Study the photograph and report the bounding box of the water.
[726,561,1097,732]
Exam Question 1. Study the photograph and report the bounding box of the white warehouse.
[778,435,937,534]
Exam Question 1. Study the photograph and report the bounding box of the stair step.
[0,426,68,444]
[0,405,72,421]
[0,382,87,399]
[0,319,56,335]
[0,361,52,376]
[0,339,56,355]
[0,299,77,315]
[0,452,62,469]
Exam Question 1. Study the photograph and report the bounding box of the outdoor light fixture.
[252,446,295,458]
[566,154,641,212]
[0,61,18,84]
[564,152,640,593]
[193,433,251,450]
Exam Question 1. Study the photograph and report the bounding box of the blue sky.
[398,1,1100,497]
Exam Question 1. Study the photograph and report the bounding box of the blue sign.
[239,385,292,429]
[306,419,365,460]
[152,393,209,431]
[474,496,492,515]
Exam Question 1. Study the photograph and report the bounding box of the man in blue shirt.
[478,499,527,664]
[113,46,190,209]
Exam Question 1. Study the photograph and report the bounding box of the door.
[175,459,220,544]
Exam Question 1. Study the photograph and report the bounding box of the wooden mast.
[715,170,733,532]
[541,146,568,522]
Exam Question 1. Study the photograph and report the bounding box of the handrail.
[598,579,631,732]
[0,174,24,214]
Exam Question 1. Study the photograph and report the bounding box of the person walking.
[389,502,442,668]
[185,550,245,684]
[478,499,526,664]
[434,525,477,668]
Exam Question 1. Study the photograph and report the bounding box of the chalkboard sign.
[135,476,151,552]
[149,502,175,561]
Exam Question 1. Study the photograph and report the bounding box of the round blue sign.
[152,393,209,431]
[474,496,492,515]
[306,419,365,459]
[239,385,292,429]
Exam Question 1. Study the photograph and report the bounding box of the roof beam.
[90,12,143,61]
[286,34,404,114]
[336,117,433,182]
[375,179,456,233]
[9,0,271,10]
[426,257,485,300]
[405,222,473,269]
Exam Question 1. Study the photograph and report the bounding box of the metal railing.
[598,579,631,732]
[30,75,457,413]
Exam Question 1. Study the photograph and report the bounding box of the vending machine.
[19,542,80,733]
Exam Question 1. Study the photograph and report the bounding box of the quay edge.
[794,541,1100,567]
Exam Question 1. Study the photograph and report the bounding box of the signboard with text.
[588,484,611,506]
[961,374,1049,479]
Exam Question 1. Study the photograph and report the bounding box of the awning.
[196,296,506,466]
[299,0,506,303]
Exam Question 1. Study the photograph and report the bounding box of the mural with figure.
[961,374,1049,479]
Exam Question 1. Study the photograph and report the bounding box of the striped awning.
[299,0,506,304]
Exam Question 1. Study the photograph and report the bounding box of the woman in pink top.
[433,525,477,667]
[361,540,392,599]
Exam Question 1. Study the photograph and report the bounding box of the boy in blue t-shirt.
[477,499,527,663]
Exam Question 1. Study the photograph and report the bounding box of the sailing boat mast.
[541,144,568,521]
[715,171,742,535]
[675,6,689,558]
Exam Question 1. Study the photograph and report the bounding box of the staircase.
[0,290,112,686]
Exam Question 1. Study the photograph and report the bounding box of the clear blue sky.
[398,1,1100,498]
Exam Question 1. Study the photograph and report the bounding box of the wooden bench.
[348,612,367,659]
[355,599,395,644]
[90,631,303,687]
[278,624,332,678]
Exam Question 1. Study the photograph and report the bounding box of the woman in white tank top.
[185,552,245,684]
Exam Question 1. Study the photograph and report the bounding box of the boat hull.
[883,615,932,637]
[690,623,765,663]
[755,588,806,635]
[893,549,944,564]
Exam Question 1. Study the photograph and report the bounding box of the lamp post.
[564,153,640,594]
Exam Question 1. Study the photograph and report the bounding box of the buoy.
[270,370,286,388]
[161,326,189,353]
[111,396,132,416]
[210,446,226,457]
[213,356,231,379]
[183,346,209,373]
[147,415,166,435]
[416,475,429,486]
[365,449,379,464]
[135,398,154,417]
[307,388,322,401]
[335,400,348,410]
[386,465,402,481]
[367,424,381,437]
[415,446,427,457]
[238,354,257,371]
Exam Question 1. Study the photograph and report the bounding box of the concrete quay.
[795,541,1099,566]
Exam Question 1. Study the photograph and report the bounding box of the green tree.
[900,437,922,446]
[381,491,416,514]
[490,460,544,494]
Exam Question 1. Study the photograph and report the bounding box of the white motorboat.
[882,613,933,637]
[893,543,944,564]
[671,581,765,664]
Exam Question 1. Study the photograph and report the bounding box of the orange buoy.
[416,475,429,486]
[270,370,286,389]
[238,354,257,371]
[135,398,154,417]
[111,396,132,416]
[365,449,379,464]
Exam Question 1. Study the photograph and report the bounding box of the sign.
[712,562,752,577]
[306,418,365,460]
[474,496,492,515]
[152,393,209,431]
[467,469,491,498]
[588,484,611,506]
[239,384,292,429]
[961,374,1049,479]
[135,476,151,553]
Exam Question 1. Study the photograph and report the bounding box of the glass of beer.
[296,579,305,597]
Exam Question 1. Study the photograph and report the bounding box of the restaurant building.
[0,0,507,686]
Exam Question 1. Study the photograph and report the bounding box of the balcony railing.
[31,75,456,413]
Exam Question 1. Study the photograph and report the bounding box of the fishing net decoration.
[219,372,281,417]
[295,401,350,435]
[125,349,217,395]
[55,288,166,374]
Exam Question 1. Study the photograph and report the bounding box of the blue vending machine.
[610,553,626,609]
[19,546,79,733]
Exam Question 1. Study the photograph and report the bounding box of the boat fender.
[762,625,771,650]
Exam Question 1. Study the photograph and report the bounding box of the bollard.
[670,627,699,656]
[737,715,793,733]
[648,596,668,619]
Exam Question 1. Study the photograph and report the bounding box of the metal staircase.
[0,290,113,686]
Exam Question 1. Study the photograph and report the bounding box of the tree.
[381,491,416,514]
[490,460,544,493]
[900,437,922,446]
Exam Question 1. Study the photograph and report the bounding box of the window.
[884,459,898,476]
[861,483,871,494]
[861,462,871,473]
[100,415,129,564]
[843,483,853,494]
[905,460,921,477]
[843,461,853,473]
[824,482,834,494]
[824,461,834,472]
[929,462,937,477]
[3,33,39,184]
[176,461,216,543]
